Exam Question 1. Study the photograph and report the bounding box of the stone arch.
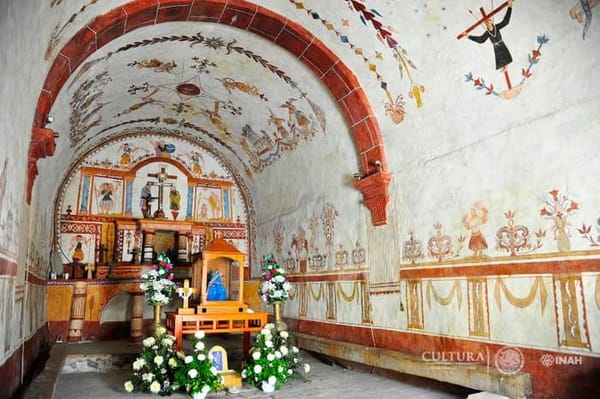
[29,0,391,224]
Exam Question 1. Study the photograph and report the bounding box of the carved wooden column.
[67,282,87,342]
[130,292,145,341]
[142,231,155,263]
[177,233,189,263]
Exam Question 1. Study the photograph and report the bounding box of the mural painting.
[458,1,549,99]
[290,0,425,124]
[66,31,328,177]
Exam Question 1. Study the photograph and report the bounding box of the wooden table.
[165,311,269,353]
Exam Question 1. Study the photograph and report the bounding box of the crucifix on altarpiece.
[143,167,177,219]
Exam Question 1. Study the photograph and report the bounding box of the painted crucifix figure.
[147,167,177,218]
[458,0,514,90]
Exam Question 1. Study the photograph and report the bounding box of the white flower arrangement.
[242,323,310,391]
[140,253,176,305]
[124,326,179,395]
[173,330,223,395]
[259,254,292,303]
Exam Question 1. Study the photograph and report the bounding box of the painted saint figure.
[140,182,153,218]
[169,187,181,220]
[69,234,91,263]
[463,202,489,257]
[169,187,180,211]
[206,271,227,300]
[461,0,513,71]
[95,182,118,214]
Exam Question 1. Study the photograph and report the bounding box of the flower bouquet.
[173,330,223,398]
[124,326,179,395]
[241,323,310,392]
[140,253,176,305]
[258,254,291,303]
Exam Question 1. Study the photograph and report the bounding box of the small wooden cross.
[177,279,197,309]
[456,1,510,40]
[85,263,95,279]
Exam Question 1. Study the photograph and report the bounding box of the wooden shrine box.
[193,238,247,314]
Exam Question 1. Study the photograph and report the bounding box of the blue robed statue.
[207,270,227,300]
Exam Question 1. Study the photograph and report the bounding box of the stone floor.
[28,334,480,399]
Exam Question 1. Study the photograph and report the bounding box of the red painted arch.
[29,0,391,224]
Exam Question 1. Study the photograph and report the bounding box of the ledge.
[295,333,532,399]
[399,256,600,279]
[24,343,66,399]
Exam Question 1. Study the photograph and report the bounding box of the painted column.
[186,186,194,219]
[124,179,133,216]
[130,292,145,341]
[67,281,87,342]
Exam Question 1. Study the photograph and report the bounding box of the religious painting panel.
[89,176,124,216]
[60,231,98,265]
[195,185,228,221]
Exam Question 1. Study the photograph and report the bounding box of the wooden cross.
[456,1,510,40]
[85,263,95,280]
[176,279,197,309]
[147,167,177,214]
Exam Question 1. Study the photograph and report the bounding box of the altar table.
[165,311,269,352]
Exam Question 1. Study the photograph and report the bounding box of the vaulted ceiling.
[29,1,390,224]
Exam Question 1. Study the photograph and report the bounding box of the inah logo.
[494,346,524,375]
[540,353,583,367]
[540,353,554,368]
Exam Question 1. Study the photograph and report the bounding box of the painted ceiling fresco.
[50,22,331,182]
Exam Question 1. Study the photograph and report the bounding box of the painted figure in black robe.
[465,1,513,70]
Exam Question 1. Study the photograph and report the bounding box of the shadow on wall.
[562,366,600,398]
